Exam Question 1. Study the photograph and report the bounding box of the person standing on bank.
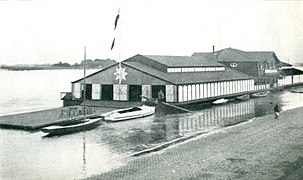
[274,103,280,119]
[157,89,165,103]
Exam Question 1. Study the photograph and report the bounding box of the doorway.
[152,85,165,99]
[101,85,113,101]
[129,85,142,102]
[81,84,92,100]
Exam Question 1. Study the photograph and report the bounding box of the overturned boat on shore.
[101,105,155,122]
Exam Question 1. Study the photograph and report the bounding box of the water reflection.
[155,100,255,139]
[82,135,86,178]
[100,90,303,155]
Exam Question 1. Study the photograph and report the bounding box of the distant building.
[193,48,281,89]
[70,54,255,105]
[277,62,303,86]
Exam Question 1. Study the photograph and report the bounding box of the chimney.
[212,45,215,53]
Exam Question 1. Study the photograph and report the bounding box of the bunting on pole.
[111,38,115,51]
[114,9,120,30]
[111,9,120,51]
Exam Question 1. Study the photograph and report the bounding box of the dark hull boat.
[288,90,303,93]
[41,116,102,136]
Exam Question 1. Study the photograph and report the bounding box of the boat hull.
[102,105,155,122]
[236,94,250,101]
[213,98,228,105]
[251,91,270,98]
[41,117,102,136]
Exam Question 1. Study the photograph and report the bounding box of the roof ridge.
[228,48,255,60]
[144,55,191,58]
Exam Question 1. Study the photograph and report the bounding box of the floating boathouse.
[66,54,255,106]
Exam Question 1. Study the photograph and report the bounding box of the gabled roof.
[72,53,255,84]
[123,61,254,85]
[278,61,292,67]
[72,63,118,83]
[193,48,281,63]
[142,55,225,67]
[246,51,277,62]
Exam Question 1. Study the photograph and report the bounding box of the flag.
[114,9,120,30]
[111,38,115,50]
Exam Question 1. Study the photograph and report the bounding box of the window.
[167,66,225,73]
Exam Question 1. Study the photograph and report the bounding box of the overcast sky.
[0,0,302,65]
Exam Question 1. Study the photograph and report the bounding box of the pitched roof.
[246,51,278,62]
[123,61,254,85]
[143,55,225,67]
[193,48,281,63]
[73,53,255,84]
[278,61,292,67]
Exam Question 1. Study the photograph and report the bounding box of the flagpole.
[83,46,86,117]
[118,8,122,100]
[112,8,122,100]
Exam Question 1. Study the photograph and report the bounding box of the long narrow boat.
[101,105,155,122]
[41,116,102,135]
[251,91,270,98]
[288,90,303,93]
[236,94,250,101]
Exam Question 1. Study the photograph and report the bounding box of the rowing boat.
[41,116,102,135]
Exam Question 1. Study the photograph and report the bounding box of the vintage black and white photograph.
[1,0,303,179]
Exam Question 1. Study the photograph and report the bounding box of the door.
[101,85,113,101]
[85,84,92,100]
[129,85,142,102]
[152,85,166,99]
[92,84,101,100]
[113,84,128,101]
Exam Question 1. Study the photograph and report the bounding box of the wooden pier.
[0,106,115,131]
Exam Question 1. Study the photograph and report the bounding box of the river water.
[1,69,303,179]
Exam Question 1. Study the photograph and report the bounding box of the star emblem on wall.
[114,65,128,82]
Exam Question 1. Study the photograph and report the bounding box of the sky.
[0,0,302,65]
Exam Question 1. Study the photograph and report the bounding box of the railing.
[59,106,96,118]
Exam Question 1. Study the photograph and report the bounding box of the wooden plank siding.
[176,79,254,103]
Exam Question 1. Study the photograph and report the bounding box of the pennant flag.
[114,9,120,30]
[111,38,115,50]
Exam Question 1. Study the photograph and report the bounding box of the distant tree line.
[1,58,117,71]
[51,58,116,69]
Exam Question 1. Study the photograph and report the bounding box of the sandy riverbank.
[88,106,303,180]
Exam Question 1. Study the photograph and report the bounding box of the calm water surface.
[1,70,303,179]
[0,69,98,115]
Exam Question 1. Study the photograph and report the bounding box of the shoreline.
[0,106,62,117]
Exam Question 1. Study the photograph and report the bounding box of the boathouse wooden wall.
[177,79,254,102]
